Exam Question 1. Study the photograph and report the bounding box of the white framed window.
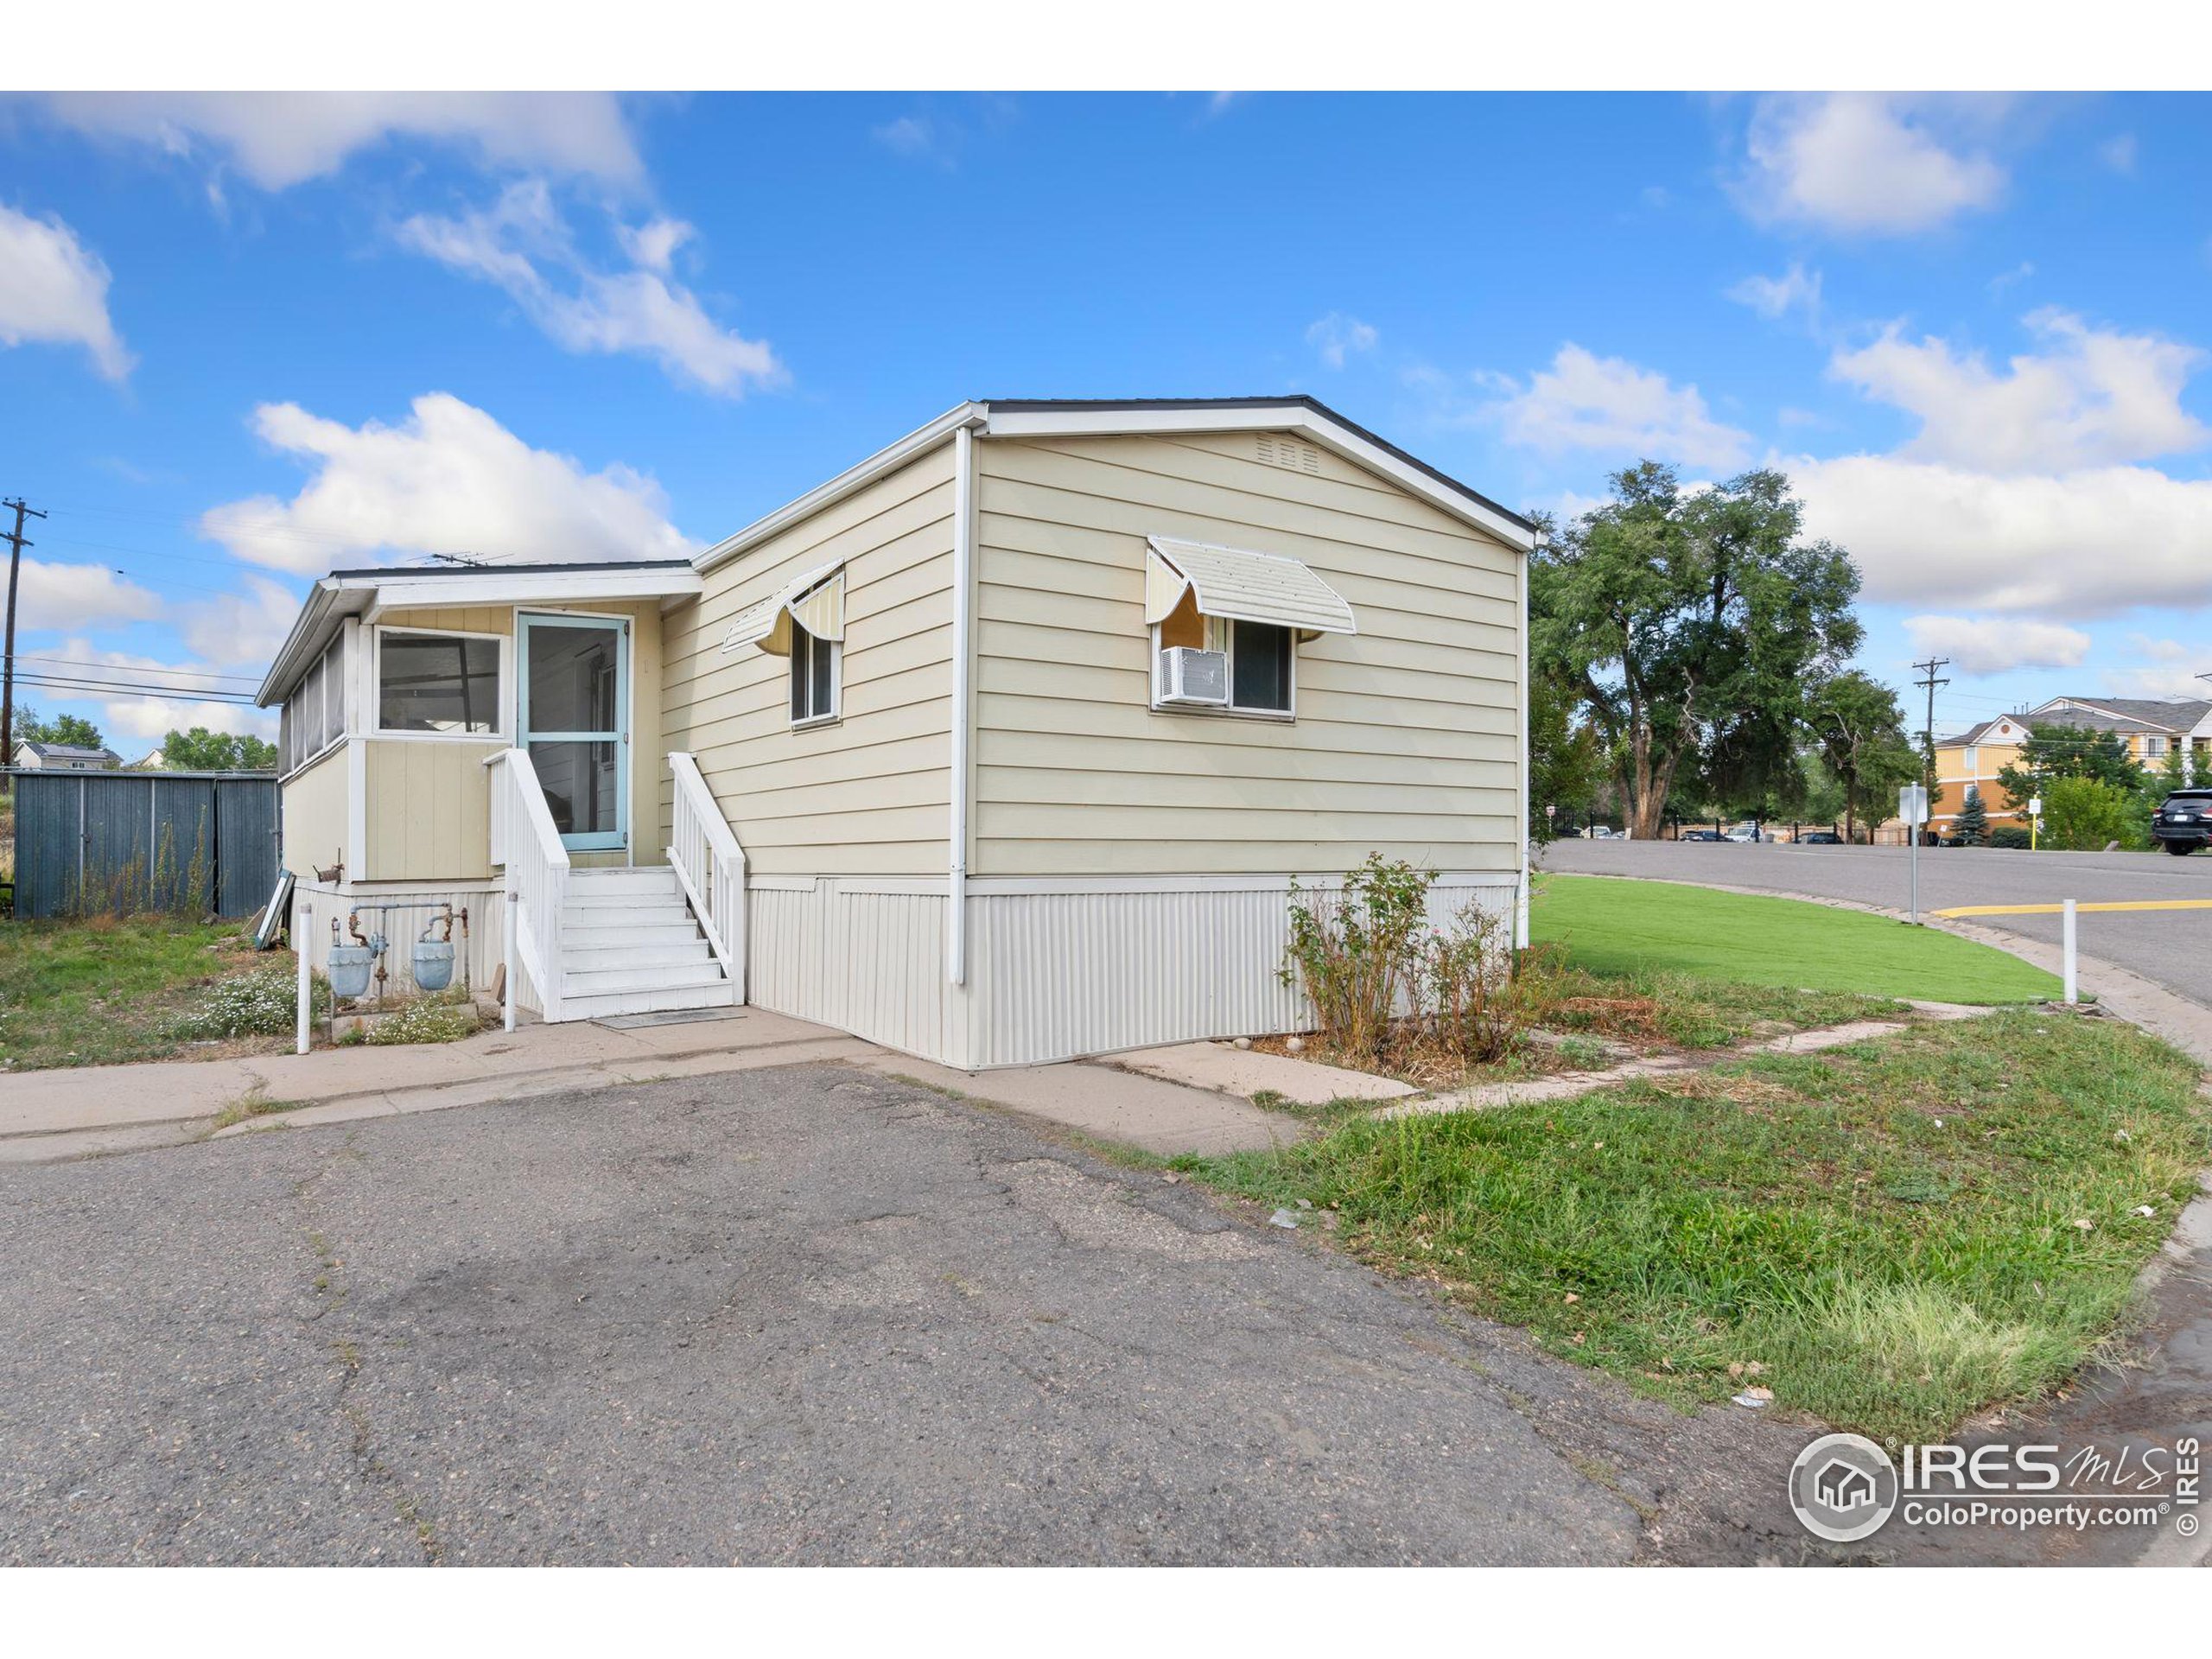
[2145,734,2168,760]
[1147,614,1296,718]
[1219,617,1294,715]
[374,627,505,737]
[787,592,841,728]
[1961,745,1979,774]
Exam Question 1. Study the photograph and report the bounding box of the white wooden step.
[561,906,695,931]
[563,938,716,972]
[561,918,702,948]
[558,981,739,1021]
[561,963,730,997]
[566,868,683,893]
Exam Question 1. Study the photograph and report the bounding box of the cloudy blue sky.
[1,91,2207,750]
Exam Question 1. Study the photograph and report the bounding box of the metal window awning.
[721,563,846,657]
[1143,536,1357,641]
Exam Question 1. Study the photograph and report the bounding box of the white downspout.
[948,423,976,985]
[1515,532,1536,950]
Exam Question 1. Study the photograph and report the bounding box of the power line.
[9,654,262,684]
[10,673,259,707]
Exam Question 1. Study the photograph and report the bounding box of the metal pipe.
[296,904,312,1054]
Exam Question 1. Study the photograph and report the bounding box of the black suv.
[2152,788,2212,855]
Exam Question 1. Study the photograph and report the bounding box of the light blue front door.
[518,613,628,853]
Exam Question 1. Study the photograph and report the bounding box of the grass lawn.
[1533,874,2061,1004]
[1190,1010,2209,1443]
[0,917,303,1071]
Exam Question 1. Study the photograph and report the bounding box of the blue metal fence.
[7,770,280,920]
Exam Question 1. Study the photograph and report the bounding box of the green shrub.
[1989,826,2032,850]
[2042,775,2132,851]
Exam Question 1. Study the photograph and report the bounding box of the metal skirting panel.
[746,880,950,1061]
[964,874,1515,1069]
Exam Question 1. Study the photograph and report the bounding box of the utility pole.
[3,498,48,770]
[1911,657,1950,830]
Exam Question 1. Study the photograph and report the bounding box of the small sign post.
[1899,784,1929,925]
[2029,795,2043,852]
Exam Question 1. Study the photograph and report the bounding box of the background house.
[259,397,1534,1067]
[1931,713,2031,832]
[2022,695,2212,779]
[10,740,121,772]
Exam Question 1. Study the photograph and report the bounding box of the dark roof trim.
[324,558,696,580]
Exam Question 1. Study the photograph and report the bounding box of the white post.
[2063,898,2078,1005]
[296,905,312,1055]
[504,888,519,1033]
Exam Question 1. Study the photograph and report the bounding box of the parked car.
[1680,830,1722,842]
[1797,830,1844,844]
[1588,826,1617,839]
[2152,788,2212,856]
[1722,826,1762,843]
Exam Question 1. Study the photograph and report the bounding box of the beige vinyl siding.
[280,743,349,879]
[661,448,957,876]
[971,430,1523,877]
[359,599,667,876]
[364,738,500,880]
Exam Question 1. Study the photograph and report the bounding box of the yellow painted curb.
[1932,899,2212,918]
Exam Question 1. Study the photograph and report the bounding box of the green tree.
[1995,723,2144,805]
[2039,775,2131,851]
[1532,463,1863,840]
[1952,789,1989,846]
[1807,671,1918,842]
[1528,670,1602,844]
[161,727,278,772]
[19,709,105,750]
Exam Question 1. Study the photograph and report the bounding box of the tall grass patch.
[1189,1010,2209,1442]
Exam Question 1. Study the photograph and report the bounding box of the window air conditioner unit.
[1156,646,1228,706]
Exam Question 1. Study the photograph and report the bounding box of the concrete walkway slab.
[861,1054,1298,1158]
[1112,1040,1418,1105]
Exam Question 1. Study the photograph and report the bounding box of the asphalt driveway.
[1546,839,2212,1007]
[0,1064,1697,1566]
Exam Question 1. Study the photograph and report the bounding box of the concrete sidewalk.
[0,1005,1300,1165]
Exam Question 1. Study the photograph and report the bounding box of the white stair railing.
[666,751,747,1002]
[486,747,570,1026]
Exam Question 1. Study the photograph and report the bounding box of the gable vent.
[1255,435,1321,474]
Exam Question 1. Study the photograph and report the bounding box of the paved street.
[0,1064,1712,1566]
[1546,839,2212,1007]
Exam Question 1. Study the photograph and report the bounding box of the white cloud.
[200,393,698,575]
[1478,345,1752,471]
[1900,613,2092,676]
[176,574,302,670]
[0,203,133,381]
[1726,262,1822,325]
[1793,454,2212,616]
[616,217,691,275]
[1306,312,1378,369]
[1830,308,2209,472]
[2109,636,2212,701]
[873,116,943,160]
[394,181,780,396]
[33,92,641,190]
[1739,94,2005,235]
[16,558,163,632]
